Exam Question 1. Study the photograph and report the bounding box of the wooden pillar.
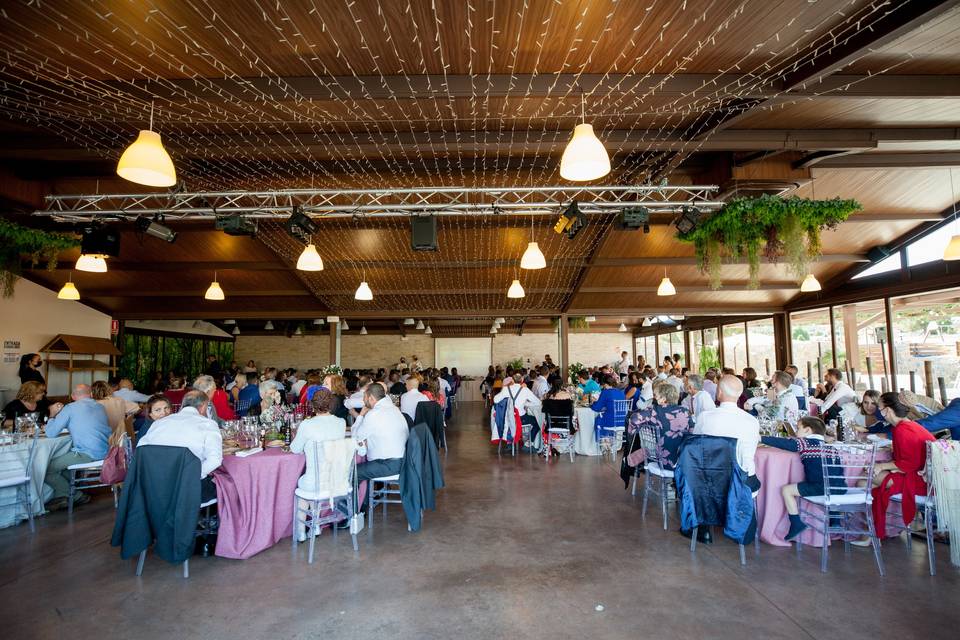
[772,312,789,371]
[884,297,898,395]
[559,314,570,382]
[842,305,860,376]
[631,330,637,369]
[924,360,934,399]
[683,328,692,372]
[743,321,751,368]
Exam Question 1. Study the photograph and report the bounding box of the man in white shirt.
[685,374,715,422]
[438,375,451,398]
[745,371,800,420]
[137,390,223,501]
[291,372,308,396]
[352,384,409,483]
[113,378,150,404]
[400,376,429,421]
[493,375,541,417]
[345,376,372,412]
[531,366,550,399]
[640,372,655,403]
[812,368,856,417]
[694,375,761,491]
[616,351,631,376]
[665,368,684,395]
[655,366,668,381]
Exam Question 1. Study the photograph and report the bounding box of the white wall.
[0,278,112,400]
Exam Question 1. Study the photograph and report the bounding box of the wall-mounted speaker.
[411,215,438,251]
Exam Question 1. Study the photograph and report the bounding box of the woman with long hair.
[3,380,57,427]
[18,353,44,385]
[91,380,138,444]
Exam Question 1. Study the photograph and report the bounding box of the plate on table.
[866,434,893,446]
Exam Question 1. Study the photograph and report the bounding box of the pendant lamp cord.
[580,83,586,124]
[951,168,958,232]
[149,101,154,131]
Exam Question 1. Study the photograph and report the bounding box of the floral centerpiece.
[322,364,343,376]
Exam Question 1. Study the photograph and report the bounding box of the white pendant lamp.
[495,317,506,324]
[224,319,236,325]
[57,274,80,300]
[642,317,652,327]
[342,320,350,331]
[490,327,498,334]
[404,318,415,325]
[618,323,628,332]
[585,316,596,322]
[204,271,225,300]
[800,273,822,292]
[313,318,324,325]
[232,326,240,335]
[360,325,368,335]
[944,170,960,260]
[520,215,546,269]
[415,319,425,330]
[296,243,324,271]
[264,321,274,330]
[507,278,525,299]
[116,102,177,187]
[354,269,373,301]
[424,325,433,335]
[657,269,676,297]
[294,326,303,336]
[75,253,107,273]
[559,90,610,182]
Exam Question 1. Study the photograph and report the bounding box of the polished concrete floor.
[2,401,958,639]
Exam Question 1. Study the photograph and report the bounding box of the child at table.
[761,416,842,541]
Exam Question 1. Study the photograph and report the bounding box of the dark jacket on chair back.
[414,400,445,448]
[400,422,445,532]
[674,434,755,545]
[111,445,201,564]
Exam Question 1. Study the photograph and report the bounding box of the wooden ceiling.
[3,0,960,329]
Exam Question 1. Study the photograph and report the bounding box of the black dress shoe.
[680,528,713,544]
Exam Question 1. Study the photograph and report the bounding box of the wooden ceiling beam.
[810,152,960,170]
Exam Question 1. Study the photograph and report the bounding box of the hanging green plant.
[677,195,859,289]
[0,218,80,298]
[568,316,590,330]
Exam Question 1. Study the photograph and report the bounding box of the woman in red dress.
[868,392,936,540]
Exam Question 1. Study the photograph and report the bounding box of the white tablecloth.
[521,406,599,456]
[0,435,73,528]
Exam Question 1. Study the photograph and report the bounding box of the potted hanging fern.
[678,195,860,290]
[0,218,80,297]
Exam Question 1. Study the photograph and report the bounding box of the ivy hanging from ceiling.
[677,195,861,290]
[0,218,80,297]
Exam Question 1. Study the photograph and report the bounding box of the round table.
[0,435,73,528]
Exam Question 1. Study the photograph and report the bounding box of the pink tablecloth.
[213,449,305,559]
[755,445,892,547]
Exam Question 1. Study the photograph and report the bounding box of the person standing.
[18,353,45,385]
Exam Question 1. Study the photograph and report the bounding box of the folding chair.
[886,441,941,576]
[636,420,676,530]
[544,414,575,462]
[292,440,359,563]
[136,498,218,578]
[0,430,41,532]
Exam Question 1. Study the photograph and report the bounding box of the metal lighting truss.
[33,185,721,222]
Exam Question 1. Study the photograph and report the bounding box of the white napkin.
[235,447,262,457]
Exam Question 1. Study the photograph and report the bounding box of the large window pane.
[790,308,833,385]
[747,319,776,378]
[891,288,960,401]
[832,300,889,392]
[689,331,703,374]
[906,224,954,268]
[722,323,746,372]
[852,252,901,279]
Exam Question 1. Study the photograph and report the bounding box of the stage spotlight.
[674,206,701,235]
[616,207,650,231]
[553,202,587,240]
[134,214,177,243]
[285,204,318,243]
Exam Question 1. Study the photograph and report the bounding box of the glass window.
[700,327,721,373]
[689,330,703,374]
[665,331,685,368]
[906,224,954,267]
[790,308,833,384]
[721,323,746,372]
[635,336,655,366]
[852,252,901,279]
[747,319,777,378]
[890,288,960,401]
[831,300,889,392]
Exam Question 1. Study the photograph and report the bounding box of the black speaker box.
[80,227,121,257]
[411,215,438,251]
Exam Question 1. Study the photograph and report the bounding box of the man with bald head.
[693,374,762,493]
[44,383,112,509]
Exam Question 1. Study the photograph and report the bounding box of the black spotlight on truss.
[616,206,650,232]
[134,214,177,243]
[553,201,587,240]
[215,214,258,237]
[285,204,318,243]
[674,205,701,235]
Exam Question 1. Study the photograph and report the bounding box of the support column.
[328,321,339,367]
[884,297,898,391]
[842,304,860,376]
[772,312,789,371]
[559,314,570,382]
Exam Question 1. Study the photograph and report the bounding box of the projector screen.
[434,338,492,376]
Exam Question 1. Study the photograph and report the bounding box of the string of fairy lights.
[1,0,926,313]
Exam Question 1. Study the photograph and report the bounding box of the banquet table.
[754,443,893,547]
[521,406,599,456]
[0,435,72,528]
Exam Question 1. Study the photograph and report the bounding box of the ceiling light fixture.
[520,214,546,269]
[204,271,225,300]
[415,320,425,330]
[507,277,525,299]
[313,318,324,325]
[354,268,373,301]
[232,326,240,336]
[553,201,587,240]
[585,316,596,322]
[342,320,350,331]
[424,325,433,335]
[674,206,701,235]
[116,102,177,187]
[618,323,628,332]
[800,273,822,292]
[264,321,274,331]
[495,317,506,324]
[560,86,610,181]
[57,273,80,301]
[657,269,676,296]
[642,317,652,327]
[360,325,368,335]
[404,318,415,325]
[75,254,107,273]
[294,326,303,336]
[134,214,177,243]
[296,243,324,271]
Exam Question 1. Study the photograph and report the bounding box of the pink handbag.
[100,444,128,485]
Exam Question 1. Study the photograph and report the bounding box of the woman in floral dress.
[620,381,693,487]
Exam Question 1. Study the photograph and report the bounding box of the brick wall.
[234,335,331,372]
[491,332,558,368]
[340,334,435,369]
[568,332,633,369]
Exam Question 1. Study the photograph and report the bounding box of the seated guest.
[91,380,139,443]
[760,416,839,540]
[352,384,409,483]
[744,371,799,420]
[137,390,223,502]
[544,379,572,401]
[164,376,188,407]
[345,376,372,413]
[291,370,309,397]
[3,381,58,427]
[387,371,406,396]
[627,381,693,471]
[591,374,627,436]
[851,390,889,436]
[810,368,856,419]
[684,374,715,422]
[243,360,258,374]
[694,374,761,492]
[738,367,762,408]
[576,369,600,396]
[702,370,718,401]
[290,389,346,463]
[494,374,542,418]
[531,366,551,400]
[624,371,644,410]
[44,384,112,509]
[193,375,224,425]
[323,374,349,420]
[785,364,806,397]
[298,372,323,405]
[113,378,150,404]
[211,375,236,421]
[138,394,173,439]
[850,392,936,546]
[916,396,960,440]
[259,380,283,421]
[400,376,429,421]
[235,371,262,415]
[665,368,684,395]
